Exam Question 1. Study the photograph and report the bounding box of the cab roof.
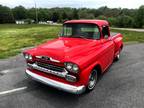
[64,20,109,27]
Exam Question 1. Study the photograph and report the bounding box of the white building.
[15,20,25,24]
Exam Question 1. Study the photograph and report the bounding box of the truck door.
[100,26,115,71]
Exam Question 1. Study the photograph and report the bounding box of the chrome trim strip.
[35,56,42,59]
[27,63,67,78]
[49,57,60,63]
[26,69,86,94]
[35,56,60,63]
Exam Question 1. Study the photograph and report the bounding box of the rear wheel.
[115,53,120,61]
[115,48,122,61]
[86,69,98,92]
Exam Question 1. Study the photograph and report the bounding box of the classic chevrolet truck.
[23,20,123,94]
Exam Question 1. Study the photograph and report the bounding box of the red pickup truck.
[23,20,123,94]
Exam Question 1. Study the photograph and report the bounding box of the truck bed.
[110,32,119,37]
[110,32,123,57]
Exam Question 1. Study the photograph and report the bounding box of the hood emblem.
[36,56,60,63]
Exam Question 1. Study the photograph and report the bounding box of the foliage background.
[0,5,144,28]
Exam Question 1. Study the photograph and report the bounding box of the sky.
[0,0,144,9]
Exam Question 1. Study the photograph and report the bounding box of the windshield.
[60,23,100,39]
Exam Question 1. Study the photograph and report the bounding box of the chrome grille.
[36,62,64,72]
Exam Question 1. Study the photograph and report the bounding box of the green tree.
[115,15,134,27]
[12,6,27,20]
[51,12,59,22]
[0,4,143,28]
[62,11,68,20]
[97,15,107,20]
[107,17,117,26]
[78,9,95,19]
[27,8,36,21]
[38,8,50,21]
[0,5,14,23]
[72,9,79,19]
[136,5,144,28]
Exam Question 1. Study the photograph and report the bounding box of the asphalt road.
[0,43,144,108]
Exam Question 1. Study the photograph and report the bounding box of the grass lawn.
[111,29,144,43]
[0,24,61,59]
[0,24,144,59]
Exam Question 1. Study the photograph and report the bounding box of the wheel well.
[120,44,123,50]
[93,64,102,79]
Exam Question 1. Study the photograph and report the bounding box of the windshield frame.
[60,23,101,40]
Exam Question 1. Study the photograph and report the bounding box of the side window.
[63,26,72,36]
[102,26,109,39]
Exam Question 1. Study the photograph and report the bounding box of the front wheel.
[86,69,98,92]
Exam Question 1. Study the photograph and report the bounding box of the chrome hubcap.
[88,70,97,90]
[117,54,120,59]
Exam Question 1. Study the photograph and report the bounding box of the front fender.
[78,61,102,86]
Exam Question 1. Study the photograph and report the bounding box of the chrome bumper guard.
[26,69,86,94]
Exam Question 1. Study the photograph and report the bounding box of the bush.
[97,15,107,20]
[107,17,117,26]
[115,15,134,28]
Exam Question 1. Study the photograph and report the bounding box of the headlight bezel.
[28,55,33,60]
[23,53,33,61]
[24,53,29,59]
[64,62,80,73]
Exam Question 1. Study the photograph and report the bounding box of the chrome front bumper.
[26,69,86,94]
[27,63,67,78]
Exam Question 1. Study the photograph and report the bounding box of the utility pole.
[9,8,15,23]
[34,0,38,23]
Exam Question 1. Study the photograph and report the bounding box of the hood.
[27,37,100,62]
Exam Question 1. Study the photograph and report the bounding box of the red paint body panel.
[65,20,109,26]
[24,20,123,87]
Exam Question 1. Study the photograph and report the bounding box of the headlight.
[64,62,79,73]
[66,63,73,70]
[73,64,79,72]
[24,53,33,60]
[24,54,29,59]
[28,55,32,60]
